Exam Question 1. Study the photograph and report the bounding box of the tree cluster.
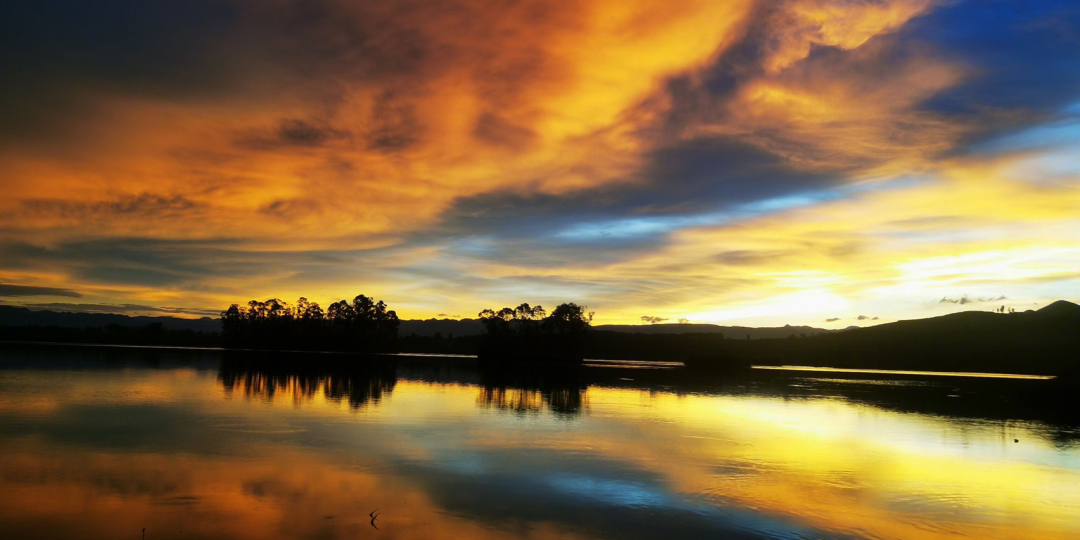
[477,302,593,362]
[220,295,399,352]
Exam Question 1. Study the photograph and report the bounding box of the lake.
[2,343,1079,540]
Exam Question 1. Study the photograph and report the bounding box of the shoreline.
[1,340,1066,380]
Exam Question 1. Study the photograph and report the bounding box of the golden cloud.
[556,153,1080,323]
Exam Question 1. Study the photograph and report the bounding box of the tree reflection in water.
[476,364,588,416]
[218,353,397,409]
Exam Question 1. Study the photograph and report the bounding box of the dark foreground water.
[1,344,1078,540]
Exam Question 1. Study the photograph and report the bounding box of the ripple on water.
[212,423,307,434]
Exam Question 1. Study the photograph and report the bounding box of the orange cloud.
[761,0,934,73]
[1,0,757,247]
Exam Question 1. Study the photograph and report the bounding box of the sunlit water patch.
[752,365,1057,380]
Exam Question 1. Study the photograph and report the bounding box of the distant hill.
[0,305,220,333]
[594,323,833,339]
[698,300,1080,376]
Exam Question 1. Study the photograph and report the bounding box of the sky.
[1,0,1078,327]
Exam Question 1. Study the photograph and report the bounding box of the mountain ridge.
[697,300,1080,375]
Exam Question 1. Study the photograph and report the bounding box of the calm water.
[2,344,1079,540]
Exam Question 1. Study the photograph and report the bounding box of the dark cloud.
[885,216,966,228]
[19,194,198,220]
[259,199,323,220]
[0,2,241,88]
[0,284,82,298]
[0,0,445,146]
[0,238,253,288]
[280,119,335,146]
[420,138,844,269]
[630,1,1073,179]
[256,1,432,81]
[0,237,396,296]
[365,91,423,151]
[825,317,841,322]
[158,306,222,316]
[714,250,791,266]
[439,139,836,233]
[653,4,773,136]
[237,120,351,150]
[939,295,1006,305]
[646,17,961,171]
[635,138,844,212]
[473,113,538,150]
[12,302,193,315]
[0,1,245,142]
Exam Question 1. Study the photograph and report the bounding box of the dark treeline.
[475,302,593,363]
[0,323,219,348]
[220,295,399,352]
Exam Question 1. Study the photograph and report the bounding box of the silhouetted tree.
[477,301,593,363]
[220,294,399,352]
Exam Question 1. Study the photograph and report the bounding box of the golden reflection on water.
[583,391,1080,539]
[752,365,1057,380]
[1,356,1078,540]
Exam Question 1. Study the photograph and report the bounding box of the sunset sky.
[1,0,1078,326]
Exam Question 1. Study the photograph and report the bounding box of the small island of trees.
[477,302,593,363]
[220,295,594,362]
[220,295,399,352]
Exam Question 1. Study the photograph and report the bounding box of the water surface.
[1,344,1078,539]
